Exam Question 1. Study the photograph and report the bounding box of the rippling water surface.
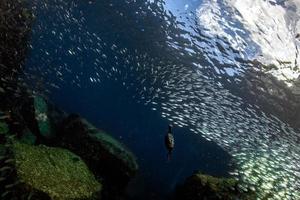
[23,0,300,199]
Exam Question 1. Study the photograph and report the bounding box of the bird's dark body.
[165,125,174,160]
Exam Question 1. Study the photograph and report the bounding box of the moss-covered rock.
[1,142,101,200]
[174,172,256,200]
[58,114,138,196]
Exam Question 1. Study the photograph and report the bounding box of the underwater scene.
[0,0,300,199]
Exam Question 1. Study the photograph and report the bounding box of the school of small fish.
[9,0,299,199]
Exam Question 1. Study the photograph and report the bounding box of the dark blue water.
[23,0,300,199]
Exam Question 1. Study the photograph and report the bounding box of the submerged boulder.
[174,172,256,200]
[0,141,101,199]
[58,114,138,191]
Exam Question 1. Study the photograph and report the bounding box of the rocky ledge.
[173,171,256,200]
[0,141,101,199]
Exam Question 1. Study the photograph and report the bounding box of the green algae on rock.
[11,142,101,200]
[174,172,256,200]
